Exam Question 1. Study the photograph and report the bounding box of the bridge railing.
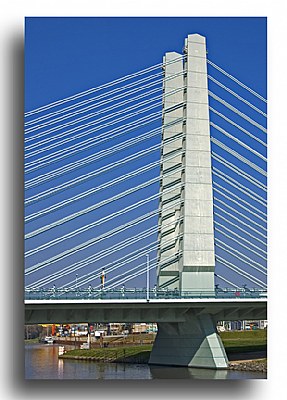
[24,287,267,301]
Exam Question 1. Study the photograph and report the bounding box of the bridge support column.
[180,33,215,293]
[149,313,228,369]
[158,34,215,293]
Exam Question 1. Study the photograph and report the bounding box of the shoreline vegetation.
[57,330,267,372]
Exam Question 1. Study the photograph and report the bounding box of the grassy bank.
[59,345,151,363]
[220,330,267,354]
[24,338,40,344]
[59,330,267,364]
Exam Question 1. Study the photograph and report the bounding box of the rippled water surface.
[25,344,266,380]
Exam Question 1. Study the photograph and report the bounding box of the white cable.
[214,211,267,247]
[211,137,267,177]
[26,118,182,190]
[25,58,184,128]
[210,122,267,162]
[66,245,156,289]
[25,71,164,128]
[207,59,267,103]
[25,111,162,174]
[213,181,266,218]
[25,185,183,275]
[105,261,157,291]
[208,75,267,117]
[25,124,162,190]
[214,203,267,240]
[26,210,164,287]
[214,196,266,233]
[25,85,165,143]
[63,242,159,289]
[26,208,157,258]
[25,70,184,133]
[101,251,181,291]
[92,258,157,292]
[25,139,161,205]
[26,156,183,225]
[215,240,267,274]
[25,78,163,134]
[25,89,182,163]
[214,273,239,289]
[213,186,267,223]
[26,199,183,287]
[25,131,183,206]
[209,107,267,148]
[27,238,158,289]
[214,225,267,261]
[212,152,267,192]
[25,55,184,117]
[212,167,267,206]
[26,159,161,222]
[209,91,267,134]
[25,172,182,239]
[25,166,184,255]
[67,239,181,290]
[214,220,267,256]
[25,107,182,174]
[216,256,267,288]
[105,262,156,291]
[24,62,163,117]
[25,223,159,279]
[27,216,182,287]
[25,95,163,160]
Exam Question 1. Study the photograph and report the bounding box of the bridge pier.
[149,312,228,369]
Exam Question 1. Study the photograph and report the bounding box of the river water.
[25,344,266,380]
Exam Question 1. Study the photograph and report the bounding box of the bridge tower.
[151,34,228,369]
[157,33,215,293]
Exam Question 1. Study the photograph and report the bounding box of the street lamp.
[146,254,150,301]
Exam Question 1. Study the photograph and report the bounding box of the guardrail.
[24,287,267,300]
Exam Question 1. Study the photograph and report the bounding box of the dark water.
[25,344,266,380]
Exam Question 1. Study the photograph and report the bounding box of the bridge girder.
[25,299,267,325]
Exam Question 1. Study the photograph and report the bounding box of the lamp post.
[146,254,150,301]
[76,274,78,294]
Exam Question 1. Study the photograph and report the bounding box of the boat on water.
[44,336,54,344]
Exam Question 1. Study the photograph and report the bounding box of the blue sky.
[24,17,267,291]
[25,17,266,111]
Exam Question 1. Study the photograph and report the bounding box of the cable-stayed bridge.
[24,34,267,369]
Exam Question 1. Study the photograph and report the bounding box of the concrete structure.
[157,51,184,290]
[25,297,267,369]
[25,298,267,325]
[24,34,267,370]
[158,34,215,293]
[153,34,224,368]
[181,34,215,292]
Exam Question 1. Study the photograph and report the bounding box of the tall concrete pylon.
[151,34,228,369]
[157,33,215,293]
[157,51,184,290]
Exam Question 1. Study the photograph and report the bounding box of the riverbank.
[220,329,267,354]
[59,348,267,372]
[25,343,266,379]
[229,358,267,373]
[58,330,267,372]
[59,345,151,364]
[59,350,268,372]
[24,338,40,344]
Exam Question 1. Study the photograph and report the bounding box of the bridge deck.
[25,297,267,324]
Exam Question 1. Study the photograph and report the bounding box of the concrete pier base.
[149,312,228,369]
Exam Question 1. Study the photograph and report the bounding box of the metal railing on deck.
[24,287,267,301]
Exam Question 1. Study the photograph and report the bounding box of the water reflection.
[25,344,266,380]
[149,366,228,379]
